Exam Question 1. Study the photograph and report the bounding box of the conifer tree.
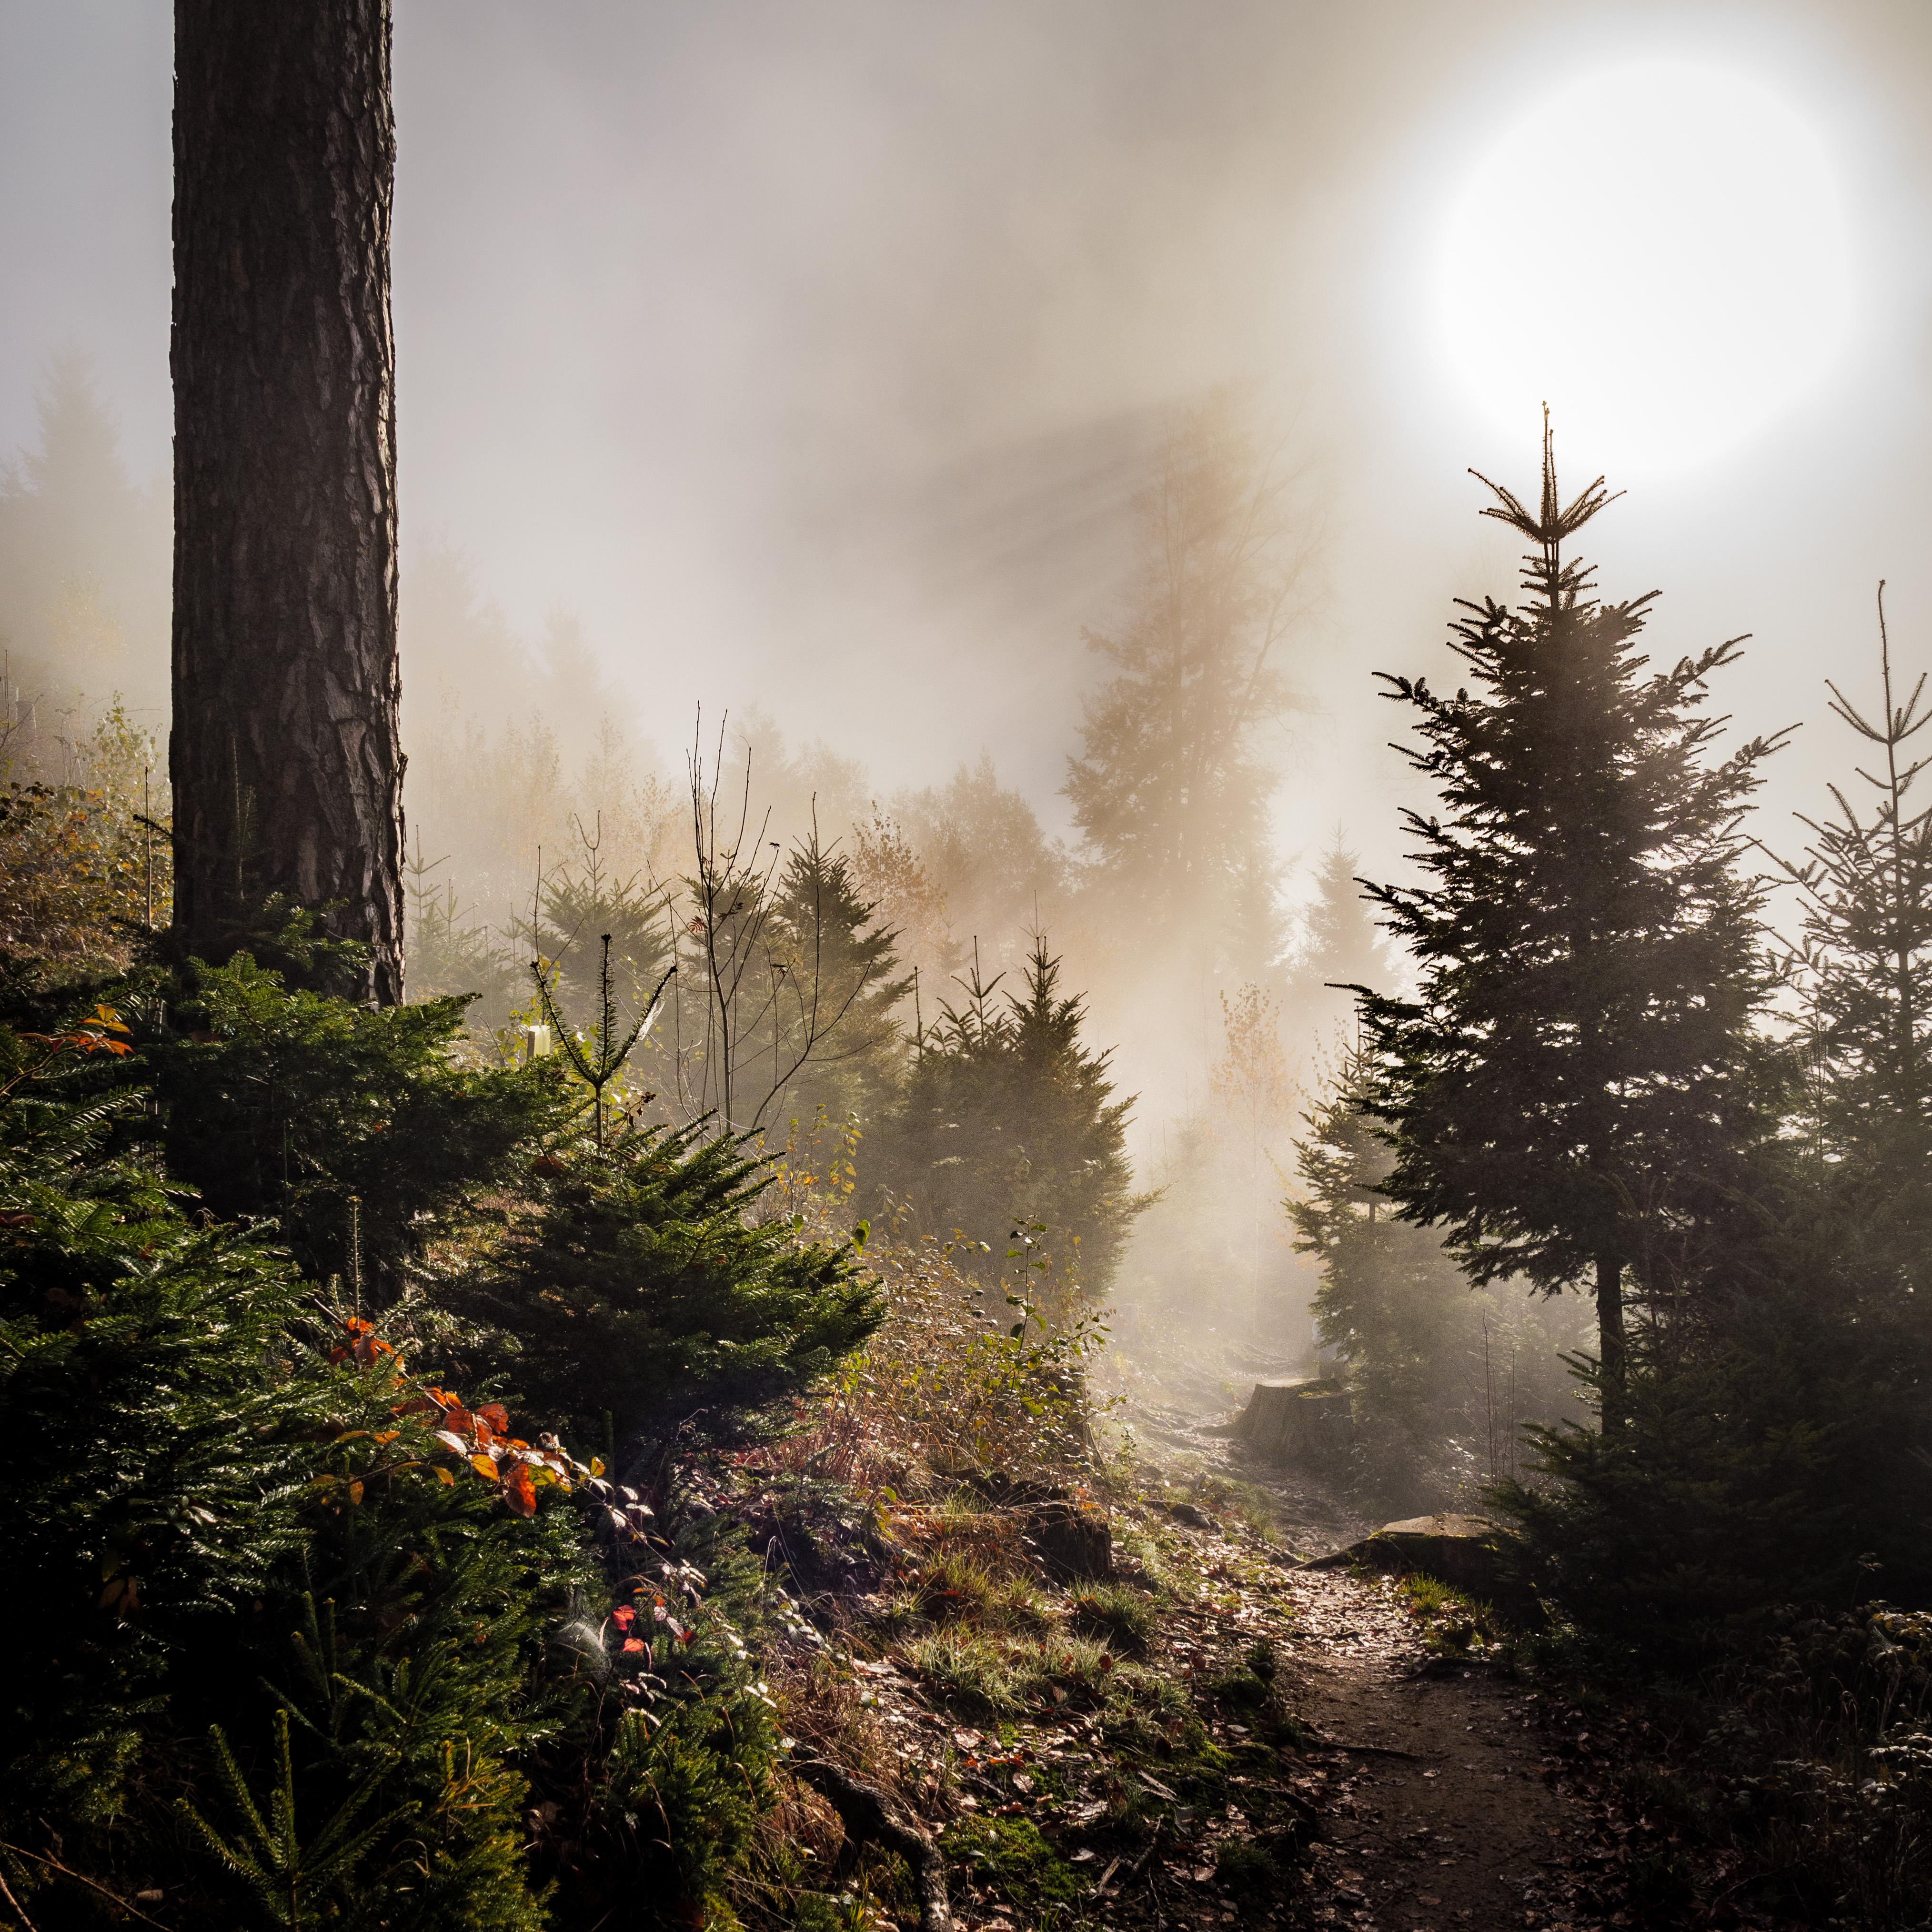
[875,939,1142,1298]
[764,833,910,1129]
[0,349,170,721]
[1358,427,1779,1427]
[538,828,673,1020]
[1288,836,1394,1055]
[1064,391,1310,980]
[1292,1050,1587,1503]
[894,755,1065,973]
[1291,1053,1478,1498]
[1782,583,1932,1174]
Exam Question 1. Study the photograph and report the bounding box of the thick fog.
[8,0,1932,1413]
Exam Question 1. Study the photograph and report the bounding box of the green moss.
[1214,1836,1280,1892]
[941,1815,1083,1913]
[1205,1667,1272,1711]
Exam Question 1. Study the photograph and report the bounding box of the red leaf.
[478,1403,510,1432]
[504,1462,537,1517]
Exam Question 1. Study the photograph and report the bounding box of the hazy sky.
[6,0,1932,898]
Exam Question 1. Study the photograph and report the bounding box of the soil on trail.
[1110,1342,1601,1931]
[1282,1565,1585,1930]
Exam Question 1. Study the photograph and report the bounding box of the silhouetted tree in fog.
[0,350,171,726]
[1358,426,1779,1429]
[1287,836,1395,1056]
[764,834,911,1130]
[171,1,405,999]
[1783,584,1932,1173]
[1291,1048,1584,1507]
[1065,390,1311,982]
[896,754,1068,975]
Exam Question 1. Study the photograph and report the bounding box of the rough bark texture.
[171,0,404,1003]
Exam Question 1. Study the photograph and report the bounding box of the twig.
[0,1841,175,1930]
[790,1757,951,1932]
[0,1858,40,1932]
[1306,1736,1432,1762]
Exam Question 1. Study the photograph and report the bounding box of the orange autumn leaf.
[504,1463,537,1518]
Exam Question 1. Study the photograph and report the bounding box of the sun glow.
[1437,61,1855,474]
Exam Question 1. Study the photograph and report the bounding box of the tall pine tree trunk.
[171,0,404,1003]
[1595,1249,1627,1433]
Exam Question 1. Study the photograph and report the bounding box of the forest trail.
[1281,1565,1585,1930]
[1110,1345,1601,1931]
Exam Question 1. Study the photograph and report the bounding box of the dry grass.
[734,1221,1105,1507]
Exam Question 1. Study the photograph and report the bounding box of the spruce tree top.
[1358,423,1782,1293]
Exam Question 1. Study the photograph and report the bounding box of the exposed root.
[789,1755,952,1932]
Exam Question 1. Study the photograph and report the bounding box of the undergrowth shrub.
[140,949,574,1291]
[529,1499,783,1927]
[1502,1274,1932,1662]
[179,1405,592,1932]
[0,1021,591,1927]
[434,1124,882,1452]
[748,1226,1108,1500]
[0,1026,322,1834]
[0,948,884,1929]
[0,704,168,976]
[1609,1604,1932,1930]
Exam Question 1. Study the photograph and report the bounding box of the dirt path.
[1279,1564,1586,1930]
[1111,1358,1602,1930]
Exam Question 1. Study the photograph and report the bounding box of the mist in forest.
[9,0,1932,1504]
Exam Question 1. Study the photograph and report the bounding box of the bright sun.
[1437,62,1854,474]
